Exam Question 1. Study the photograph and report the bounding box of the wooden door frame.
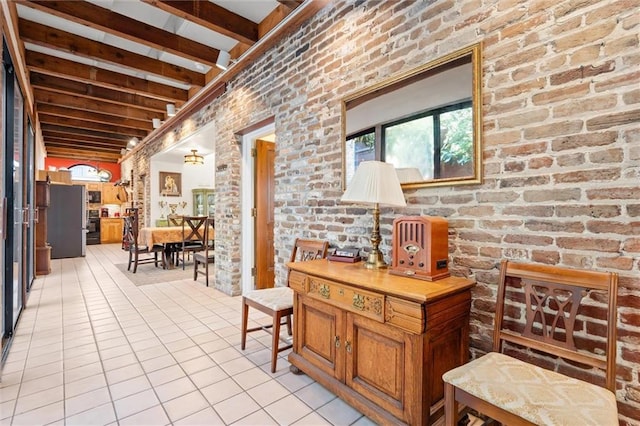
[240,121,275,294]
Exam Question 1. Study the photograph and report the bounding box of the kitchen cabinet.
[287,259,475,425]
[85,182,101,191]
[100,218,123,243]
[37,169,72,184]
[192,188,214,217]
[102,184,122,204]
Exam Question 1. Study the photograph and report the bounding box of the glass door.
[26,120,34,290]
[2,39,25,356]
[0,42,5,354]
[11,71,24,328]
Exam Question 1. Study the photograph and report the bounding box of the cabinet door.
[345,313,418,423]
[206,192,215,217]
[193,191,204,216]
[101,220,123,243]
[103,185,121,204]
[297,295,345,381]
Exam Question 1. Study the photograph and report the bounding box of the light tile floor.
[0,244,377,426]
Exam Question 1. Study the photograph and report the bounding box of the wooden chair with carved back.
[193,217,215,286]
[180,216,207,269]
[123,210,164,273]
[241,238,329,373]
[443,260,619,426]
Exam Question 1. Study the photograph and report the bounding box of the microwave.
[88,190,101,203]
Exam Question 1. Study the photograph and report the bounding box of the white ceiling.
[153,121,217,162]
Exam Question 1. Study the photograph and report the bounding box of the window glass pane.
[345,131,375,184]
[69,165,101,181]
[384,116,434,180]
[439,106,473,179]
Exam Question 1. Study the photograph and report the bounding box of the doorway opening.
[241,122,275,294]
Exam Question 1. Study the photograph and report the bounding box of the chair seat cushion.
[194,252,215,262]
[244,287,292,311]
[442,352,618,426]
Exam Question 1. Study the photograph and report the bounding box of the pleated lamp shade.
[341,161,406,207]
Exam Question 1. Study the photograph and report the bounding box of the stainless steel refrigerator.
[48,184,86,258]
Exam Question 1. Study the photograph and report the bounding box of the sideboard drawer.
[307,276,384,323]
[289,270,307,292]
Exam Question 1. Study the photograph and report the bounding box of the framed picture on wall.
[159,171,182,197]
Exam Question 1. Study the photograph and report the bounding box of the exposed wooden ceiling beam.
[31,73,168,118]
[46,139,124,153]
[18,18,205,87]
[38,114,148,138]
[277,1,305,10]
[36,104,153,131]
[144,0,258,46]
[19,0,222,67]
[42,128,128,146]
[42,123,130,141]
[34,89,164,119]
[26,51,189,103]
[43,135,127,150]
[45,147,121,163]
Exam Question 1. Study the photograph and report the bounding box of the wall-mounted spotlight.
[126,137,139,150]
[166,103,176,117]
[216,50,231,70]
[152,118,162,129]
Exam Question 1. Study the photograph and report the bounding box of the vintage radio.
[390,216,450,281]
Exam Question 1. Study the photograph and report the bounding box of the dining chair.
[180,216,207,269]
[121,207,138,251]
[193,217,215,286]
[443,260,619,426]
[123,212,164,273]
[168,214,183,226]
[241,238,329,373]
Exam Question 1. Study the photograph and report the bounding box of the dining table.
[139,225,215,269]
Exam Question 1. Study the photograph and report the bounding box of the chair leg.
[154,252,159,267]
[133,252,138,273]
[127,250,133,271]
[444,382,457,426]
[204,261,209,287]
[241,299,249,350]
[285,315,292,336]
[271,311,283,373]
[193,259,198,281]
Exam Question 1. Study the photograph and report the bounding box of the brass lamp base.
[364,251,388,269]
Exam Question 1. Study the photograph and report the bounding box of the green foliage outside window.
[440,107,473,165]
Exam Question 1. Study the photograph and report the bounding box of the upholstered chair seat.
[443,352,618,426]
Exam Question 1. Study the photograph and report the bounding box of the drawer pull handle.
[345,341,352,353]
[334,336,340,348]
[319,284,330,299]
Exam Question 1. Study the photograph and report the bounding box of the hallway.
[0,244,372,425]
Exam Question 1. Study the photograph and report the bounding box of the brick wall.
[123,0,639,422]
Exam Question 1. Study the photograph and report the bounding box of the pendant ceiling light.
[184,149,204,165]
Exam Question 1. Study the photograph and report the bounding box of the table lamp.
[341,161,407,269]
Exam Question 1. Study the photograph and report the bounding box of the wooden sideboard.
[287,259,475,425]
